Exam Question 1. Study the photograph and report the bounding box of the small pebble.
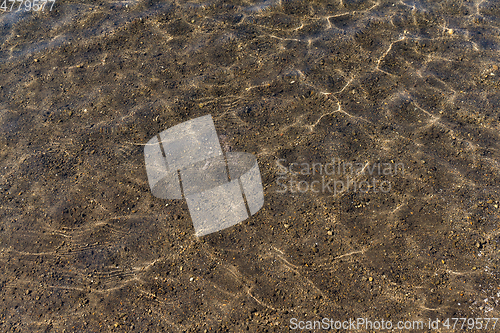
[368,277,373,282]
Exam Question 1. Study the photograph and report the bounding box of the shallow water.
[1,0,500,331]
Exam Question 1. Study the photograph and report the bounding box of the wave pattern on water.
[1,0,500,331]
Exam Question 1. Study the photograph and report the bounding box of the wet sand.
[1,0,500,331]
